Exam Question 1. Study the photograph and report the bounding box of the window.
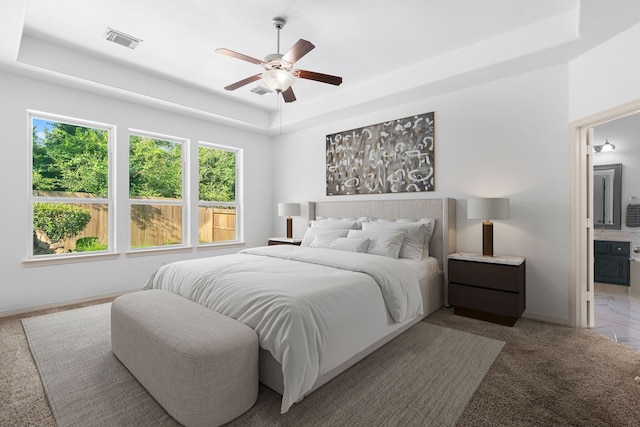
[27,112,242,261]
[29,113,112,257]
[198,143,239,244]
[129,131,186,249]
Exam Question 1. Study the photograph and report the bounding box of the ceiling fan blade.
[224,74,262,91]
[282,39,315,64]
[295,70,343,86]
[282,87,296,103]
[216,48,263,65]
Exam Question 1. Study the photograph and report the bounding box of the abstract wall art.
[326,112,435,195]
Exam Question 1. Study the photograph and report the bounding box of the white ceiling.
[2,0,640,133]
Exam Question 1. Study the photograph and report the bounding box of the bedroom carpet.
[19,302,504,427]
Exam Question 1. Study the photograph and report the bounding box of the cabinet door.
[595,256,630,285]
[593,240,630,285]
[594,240,609,256]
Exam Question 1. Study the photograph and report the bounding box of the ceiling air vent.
[250,86,273,96]
[104,28,142,49]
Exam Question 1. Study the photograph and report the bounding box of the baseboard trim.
[522,312,572,327]
[0,289,140,318]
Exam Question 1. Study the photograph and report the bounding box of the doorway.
[571,100,640,337]
[591,114,640,349]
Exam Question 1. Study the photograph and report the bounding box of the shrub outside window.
[29,113,112,257]
[129,131,186,249]
[198,143,239,244]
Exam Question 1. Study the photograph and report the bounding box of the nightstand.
[448,252,526,326]
[268,238,302,246]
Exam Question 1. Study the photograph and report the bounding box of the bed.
[144,198,456,413]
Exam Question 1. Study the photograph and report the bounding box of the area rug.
[22,303,504,426]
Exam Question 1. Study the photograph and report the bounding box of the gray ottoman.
[111,290,258,427]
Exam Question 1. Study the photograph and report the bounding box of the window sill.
[125,246,193,257]
[23,252,121,267]
[197,241,246,250]
[22,241,248,266]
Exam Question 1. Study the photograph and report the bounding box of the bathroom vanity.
[594,239,630,286]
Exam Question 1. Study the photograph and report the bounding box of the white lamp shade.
[262,70,295,92]
[467,198,510,220]
[278,202,300,217]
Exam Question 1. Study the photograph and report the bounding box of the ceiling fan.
[215,17,342,103]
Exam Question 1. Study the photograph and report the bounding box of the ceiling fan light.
[262,69,294,92]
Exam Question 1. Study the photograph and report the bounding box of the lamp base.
[482,221,494,256]
[286,217,293,239]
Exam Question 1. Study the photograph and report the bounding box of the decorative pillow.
[362,221,427,260]
[301,228,350,247]
[396,218,436,243]
[310,219,362,230]
[364,218,436,258]
[310,234,338,249]
[347,230,404,259]
[331,237,369,253]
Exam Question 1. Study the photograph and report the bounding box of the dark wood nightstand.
[448,252,526,326]
[268,238,302,246]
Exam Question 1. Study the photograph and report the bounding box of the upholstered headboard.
[308,198,456,284]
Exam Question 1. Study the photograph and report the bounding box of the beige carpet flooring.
[2,299,640,426]
[21,303,503,426]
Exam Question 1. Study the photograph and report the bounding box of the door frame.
[570,99,640,328]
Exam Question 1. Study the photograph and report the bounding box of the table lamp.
[278,203,300,239]
[467,198,510,256]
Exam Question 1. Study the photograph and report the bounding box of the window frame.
[27,110,115,261]
[197,141,242,247]
[127,129,189,252]
[24,111,244,265]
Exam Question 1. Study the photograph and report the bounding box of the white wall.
[0,71,273,314]
[569,23,640,122]
[272,65,571,323]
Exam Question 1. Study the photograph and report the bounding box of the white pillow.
[347,230,404,259]
[364,218,435,258]
[310,219,362,230]
[301,228,350,247]
[362,221,427,260]
[397,218,436,243]
[332,237,369,253]
[310,234,337,249]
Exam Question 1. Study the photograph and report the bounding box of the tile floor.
[593,282,640,351]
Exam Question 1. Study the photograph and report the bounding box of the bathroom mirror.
[593,163,622,230]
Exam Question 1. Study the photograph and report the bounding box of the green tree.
[199,147,236,202]
[32,122,109,197]
[129,135,182,199]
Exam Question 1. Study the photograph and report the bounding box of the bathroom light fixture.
[467,198,510,257]
[593,139,616,153]
[278,202,301,239]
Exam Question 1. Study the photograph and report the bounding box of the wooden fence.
[33,193,235,251]
[79,205,236,249]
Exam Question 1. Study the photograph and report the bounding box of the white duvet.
[144,245,423,413]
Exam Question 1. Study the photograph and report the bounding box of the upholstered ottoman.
[111,290,258,427]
